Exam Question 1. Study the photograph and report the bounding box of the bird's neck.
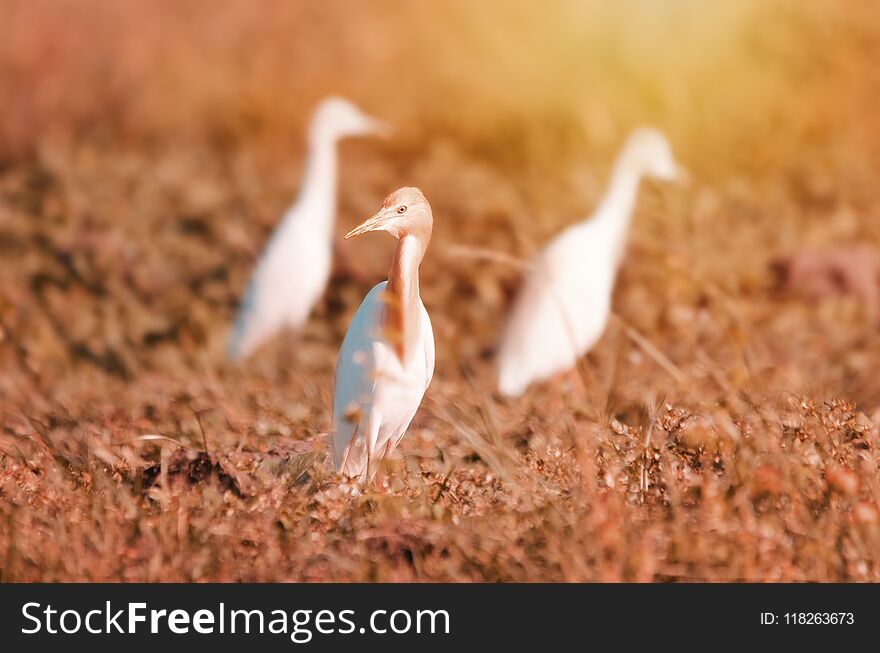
[384,234,426,365]
[294,132,338,233]
[592,155,642,263]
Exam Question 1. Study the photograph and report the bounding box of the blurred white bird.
[497,128,685,397]
[228,97,386,360]
[331,187,435,482]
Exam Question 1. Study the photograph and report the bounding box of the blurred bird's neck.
[298,132,339,231]
[593,157,642,263]
[385,233,427,364]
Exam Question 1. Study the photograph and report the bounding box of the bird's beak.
[345,209,391,239]
[359,115,391,138]
[368,118,392,137]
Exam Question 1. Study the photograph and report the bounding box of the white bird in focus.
[497,128,685,397]
[228,97,387,360]
[331,187,435,482]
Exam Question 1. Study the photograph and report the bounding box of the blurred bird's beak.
[674,164,691,185]
[357,113,391,138]
[345,209,391,239]
[367,118,392,137]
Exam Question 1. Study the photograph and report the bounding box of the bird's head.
[312,96,389,141]
[345,187,433,241]
[622,127,687,183]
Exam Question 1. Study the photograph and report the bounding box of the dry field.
[2,0,880,581]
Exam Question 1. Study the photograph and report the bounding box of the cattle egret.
[228,97,387,360]
[331,187,435,482]
[497,128,685,397]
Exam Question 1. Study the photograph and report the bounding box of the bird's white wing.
[498,224,614,396]
[420,301,435,388]
[368,298,434,463]
[498,267,576,396]
[331,281,387,471]
[228,210,332,359]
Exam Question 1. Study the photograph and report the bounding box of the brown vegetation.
[2,0,880,581]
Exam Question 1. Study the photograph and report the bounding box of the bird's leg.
[566,365,591,404]
[364,443,373,488]
[368,438,398,492]
[363,419,387,491]
[371,466,386,492]
[546,365,592,414]
[545,374,566,414]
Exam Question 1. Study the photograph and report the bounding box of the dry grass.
[2,0,880,581]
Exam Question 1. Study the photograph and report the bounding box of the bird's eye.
[397,206,407,214]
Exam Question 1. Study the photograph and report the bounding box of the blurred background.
[1,0,879,381]
[1,0,880,581]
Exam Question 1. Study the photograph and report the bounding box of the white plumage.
[331,187,435,482]
[228,97,386,360]
[497,128,685,397]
